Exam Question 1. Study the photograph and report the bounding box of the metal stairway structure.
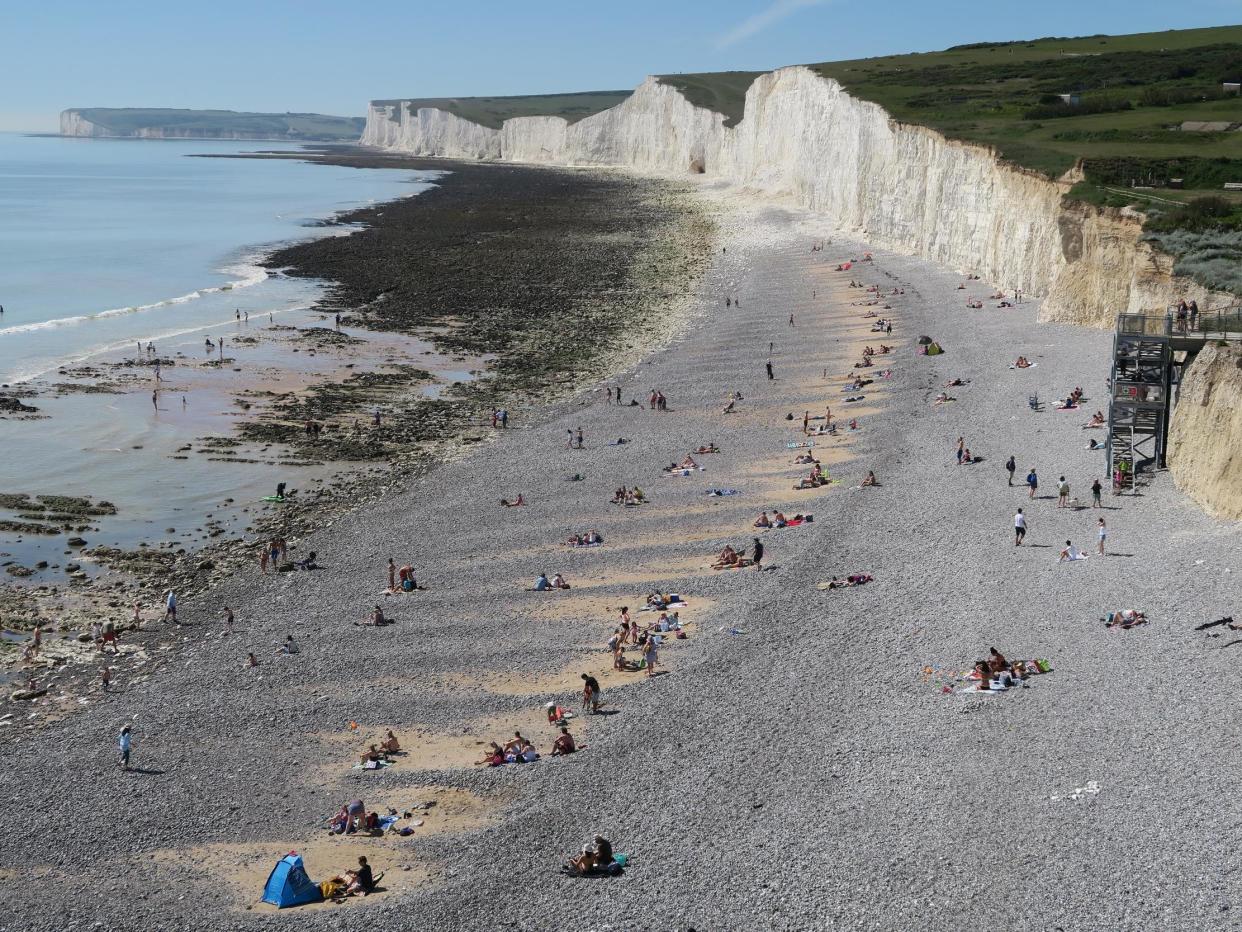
[1107,308,1242,492]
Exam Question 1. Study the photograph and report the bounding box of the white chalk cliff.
[363,67,1231,328]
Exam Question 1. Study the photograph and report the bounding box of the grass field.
[371,91,633,130]
[69,109,365,141]
[658,25,1242,182]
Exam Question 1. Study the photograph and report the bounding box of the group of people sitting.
[862,345,890,356]
[1013,356,1032,368]
[319,856,376,899]
[389,563,421,592]
[1083,410,1105,428]
[564,836,620,877]
[795,463,830,489]
[358,731,402,768]
[611,486,646,505]
[967,648,1048,692]
[477,727,576,766]
[565,530,603,547]
[753,510,809,528]
[530,572,572,591]
[328,799,379,835]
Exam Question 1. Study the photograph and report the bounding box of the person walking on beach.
[766,361,774,380]
[955,437,965,466]
[334,313,341,329]
[500,409,509,428]
[235,309,241,322]
[581,673,601,714]
[886,321,892,335]
[1026,469,1039,499]
[387,558,397,592]
[100,665,111,692]
[752,537,764,571]
[1091,478,1102,508]
[1005,455,1016,486]
[118,725,132,770]
[163,590,177,623]
[151,390,158,411]
[566,429,574,449]
[614,387,621,405]
[1014,508,1027,546]
[1057,476,1070,508]
[575,427,584,449]
[788,313,795,327]
[260,545,269,574]
[1097,517,1107,555]
[223,605,234,636]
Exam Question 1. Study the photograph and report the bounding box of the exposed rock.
[1168,343,1242,519]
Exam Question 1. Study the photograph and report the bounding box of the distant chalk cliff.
[59,108,365,142]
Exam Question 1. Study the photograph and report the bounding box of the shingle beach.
[4,184,1240,932]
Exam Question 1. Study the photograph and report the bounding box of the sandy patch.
[149,784,499,912]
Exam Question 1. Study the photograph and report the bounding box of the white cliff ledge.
[362,68,1230,328]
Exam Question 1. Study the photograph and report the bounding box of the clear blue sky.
[4,0,1236,131]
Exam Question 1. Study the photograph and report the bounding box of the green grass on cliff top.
[371,91,633,130]
[657,24,1242,183]
[70,109,365,140]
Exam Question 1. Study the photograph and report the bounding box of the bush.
[1145,229,1242,294]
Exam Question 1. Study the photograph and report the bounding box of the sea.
[0,133,445,576]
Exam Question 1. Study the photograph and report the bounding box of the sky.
[3,0,1238,131]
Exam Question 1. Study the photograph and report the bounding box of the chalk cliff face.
[60,110,106,137]
[363,67,1233,328]
[1167,343,1242,520]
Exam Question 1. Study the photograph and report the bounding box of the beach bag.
[1035,659,1051,673]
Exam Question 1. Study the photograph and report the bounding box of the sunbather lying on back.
[695,443,720,454]
[500,493,525,507]
[1104,609,1146,628]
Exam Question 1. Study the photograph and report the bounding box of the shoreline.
[0,152,716,702]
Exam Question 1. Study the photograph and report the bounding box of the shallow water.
[0,134,453,577]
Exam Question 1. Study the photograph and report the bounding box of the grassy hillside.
[68,109,365,140]
[659,26,1242,180]
[372,91,632,130]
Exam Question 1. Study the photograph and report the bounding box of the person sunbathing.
[631,487,646,503]
[754,511,772,528]
[551,727,576,756]
[695,443,720,454]
[1085,411,1105,428]
[397,565,418,591]
[646,592,668,609]
[987,648,1008,674]
[933,392,954,405]
[612,486,626,504]
[722,399,736,414]
[961,448,975,464]
[1105,609,1147,628]
[966,300,983,309]
[531,573,551,591]
[551,573,571,590]
[476,742,504,766]
[500,493,525,507]
[773,511,788,528]
[879,345,891,354]
[1058,541,1088,562]
[847,573,873,585]
[1014,356,1031,368]
[794,452,818,465]
[861,470,878,487]
[945,377,966,387]
[712,546,740,569]
[679,455,699,470]
[369,605,389,626]
[344,856,374,896]
[566,836,615,876]
[381,730,400,754]
[359,744,386,766]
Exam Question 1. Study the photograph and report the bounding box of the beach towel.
[378,815,399,831]
[786,441,814,449]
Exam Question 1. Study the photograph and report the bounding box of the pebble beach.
[3,180,1240,931]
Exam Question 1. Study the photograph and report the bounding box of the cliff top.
[370,91,633,130]
[63,108,365,141]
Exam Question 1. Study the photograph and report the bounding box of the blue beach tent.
[262,853,323,908]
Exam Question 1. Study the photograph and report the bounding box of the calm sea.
[0,134,441,574]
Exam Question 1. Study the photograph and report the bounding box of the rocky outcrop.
[60,110,107,137]
[362,67,1234,327]
[1167,343,1242,519]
